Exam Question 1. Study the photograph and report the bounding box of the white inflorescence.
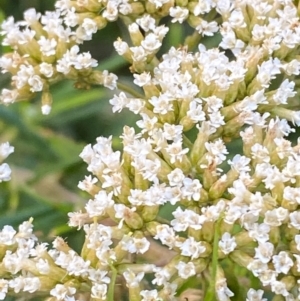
[2,0,300,300]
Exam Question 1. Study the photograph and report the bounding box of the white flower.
[246,288,267,301]
[0,142,14,160]
[216,278,234,301]
[81,18,97,37]
[36,258,50,274]
[0,163,12,182]
[247,259,268,277]
[39,63,54,78]
[85,190,114,218]
[177,237,206,259]
[50,284,76,300]
[272,251,293,274]
[289,211,300,230]
[165,141,189,164]
[38,36,57,56]
[181,178,202,201]
[102,70,118,90]
[123,270,144,288]
[169,7,189,24]
[91,283,107,300]
[270,280,289,297]
[141,289,161,301]
[254,242,274,263]
[264,207,288,227]
[0,89,18,104]
[167,168,185,187]
[73,52,98,70]
[23,277,40,293]
[0,279,8,300]
[153,224,177,249]
[141,33,162,53]
[152,267,171,286]
[175,261,196,279]
[219,232,237,255]
[28,75,44,92]
[171,207,205,232]
[196,20,219,36]
[121,236,150,254]
[114,204,136,228]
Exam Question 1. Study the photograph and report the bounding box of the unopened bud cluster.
[2,0,300,300]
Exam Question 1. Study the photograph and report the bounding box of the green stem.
[203,217,222,301]
[117,81,145,99]
[107,262,117,301]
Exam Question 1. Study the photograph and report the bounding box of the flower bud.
[209,168,239,200]
[190,128,209,165]
[129,23,144,46]
[125,212,144,230]
[230,250,253,268]
[141,205,159,222]
[41,91,52,115]
[280,275,295,291]
[201,221,214,243]
[145,221,161,236]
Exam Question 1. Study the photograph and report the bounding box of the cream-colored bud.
[38,276,60,292]
[234,231,254,247]
[129,2,145,15]
[229,250,253,268]
[201,221,214,243]
[179,116,195,131]
[159,111,176,125]
[286,227,299,242]
[184,31,201,52]
[114,240,130,262]
[134,169,149,191]
[281,198,298,211]
[147,152,173,182]
[224,80,240,105]
[202,167,218,191]
[128,286,142,301]
[129,23,144,47]
[269,227,280,245]
[141,205,159,222]
[53,236,72,253]
[142,84,160,99]
[117,168,133,204]
[41,91,52,115]
[131,60,147,74]
[125,211,144,230]
[94,15,107,30]
[145,0,174,17]
[209,168,239,200]
[271,295,285,301]
[176,0,188,6]
[222,115,244,138]
[88,70,105,85]
[145,221,161,236]
[281,275,295,291]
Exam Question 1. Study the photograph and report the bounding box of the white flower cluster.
[2,0,300,300]
[0,7,116,114]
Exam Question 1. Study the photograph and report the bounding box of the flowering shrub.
[1,0,300,300]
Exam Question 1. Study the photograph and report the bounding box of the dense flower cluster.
[0,7,117,114]
[1,0,300,300]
